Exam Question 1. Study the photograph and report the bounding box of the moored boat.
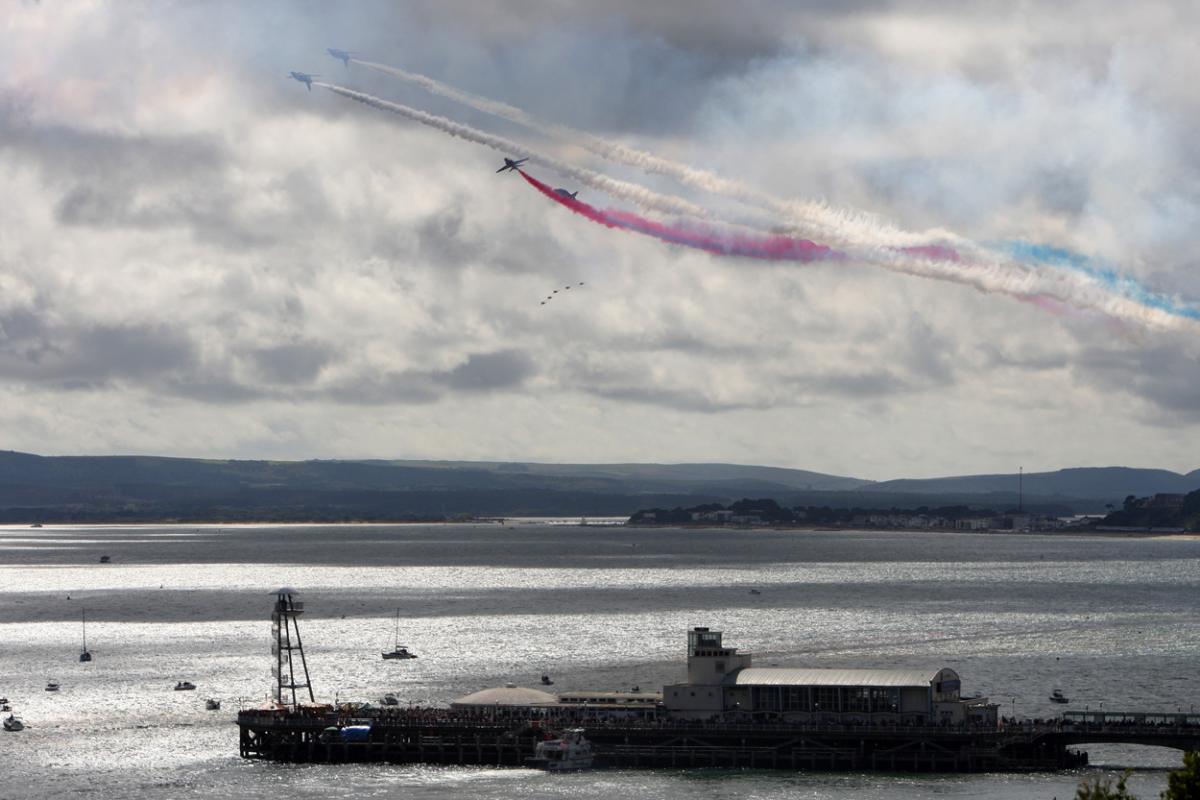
[174,681,197,691]
[205,698,221,710]
[79,608,92,663]
[3,713,23,732]
[1050,689,1069,704]
[527,728,594,771]
[45,681,60,692]
[381,608,418,660]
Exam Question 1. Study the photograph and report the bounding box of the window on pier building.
[842,687,870,713]
[815,686,840,712]
[784,686,811,712]
[751,686,783,712]
[870,687,900,713]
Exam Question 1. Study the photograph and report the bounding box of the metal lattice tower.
[270,587,314,708]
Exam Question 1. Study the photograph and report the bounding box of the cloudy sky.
[2,0,1199,480]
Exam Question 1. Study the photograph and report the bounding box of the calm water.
[2,523,1198,799]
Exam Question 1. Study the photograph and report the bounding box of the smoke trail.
[518,170,839,262]
[315,80,1199,331]
[350,60,1200,329]
[354,58,949,249]
[314,82,710,220]
[520,169,1200,331]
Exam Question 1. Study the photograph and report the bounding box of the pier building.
[663,627,997,728]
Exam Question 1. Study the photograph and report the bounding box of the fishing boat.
[381,609,418,660]
[174,681,196,691]
[45,681,60,692]
[527,728,594,771]
[205,698,221,710]
[3,713,23,732]
[380,693,400,706]
[1049,689,1069,704]
[79,608,92,663]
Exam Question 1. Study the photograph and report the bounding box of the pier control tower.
[686,627,753,685]
[270,587,314,708]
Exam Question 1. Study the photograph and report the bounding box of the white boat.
[1049,689,1069,704]
[381,609,418,660]
[205,698,221,710]
[79,608,92,663]
[45,681,60,692]
[174,681,196,691]
[3,714,23,732]
[527,728,594,771]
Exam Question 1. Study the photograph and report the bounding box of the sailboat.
[381,609,418,660]
[79,608,92,663]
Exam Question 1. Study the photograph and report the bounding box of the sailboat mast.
[82,608,87,651]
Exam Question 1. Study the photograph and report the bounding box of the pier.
[237,592,1199,773]
[237,707,1199,772]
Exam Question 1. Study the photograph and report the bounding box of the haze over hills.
[0,450,1196,523]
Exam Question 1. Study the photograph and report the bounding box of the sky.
[2,0,1199,481]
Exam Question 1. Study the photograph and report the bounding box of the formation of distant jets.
[541,282,585,306]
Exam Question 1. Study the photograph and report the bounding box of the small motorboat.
[99,555,111,563]
[174,681,197,691]
[1049,689,1069,704]
[45,682,60,692]
[541,674,554,686]
[379,693,400,706]
[30,522,43,528]
[748,589,762,595]
[3,713,23,732]
[205,698,221,711]
[527,728,594,771]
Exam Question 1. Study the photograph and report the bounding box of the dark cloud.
[0,312,197,389]
[250,341,335,384]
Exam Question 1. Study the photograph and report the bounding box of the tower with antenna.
[270,587,314,708]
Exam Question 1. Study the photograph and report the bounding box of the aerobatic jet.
[289,71,319,91]
[327,48,356,67]
[553,188,578,200]
[496,157,528,173]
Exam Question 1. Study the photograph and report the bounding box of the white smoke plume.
[354,58,954,250]
[318,83,1199,333]
[316,82,711,220]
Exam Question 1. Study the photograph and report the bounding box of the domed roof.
[451,685,559,708]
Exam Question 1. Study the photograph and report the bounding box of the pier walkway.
[238,707,1200,773]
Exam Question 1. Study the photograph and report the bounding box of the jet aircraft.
[289,71,319,91]
[496,157,528,173]
[553,188,578,200]
[327,48,356,67]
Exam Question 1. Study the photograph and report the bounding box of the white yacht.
[528,728,594,771]
[381,609,418,660]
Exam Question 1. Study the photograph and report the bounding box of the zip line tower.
[270,587,314,708]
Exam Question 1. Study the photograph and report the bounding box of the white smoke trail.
[317,82,1198,332]
[315,82,710,220]
[354,58,946,250]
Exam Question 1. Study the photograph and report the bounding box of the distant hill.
[863,467,1200,504]
[0,451,1194,523]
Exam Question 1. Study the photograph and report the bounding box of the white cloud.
[0,0,1198,479]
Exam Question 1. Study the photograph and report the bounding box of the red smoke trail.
[519,170,841,263]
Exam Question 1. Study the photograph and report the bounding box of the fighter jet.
[289,71,319,91]
[327,48,356,67]
[496,157,528,173]
[553,188,578,200]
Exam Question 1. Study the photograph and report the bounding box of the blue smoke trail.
[998,240,1200,321]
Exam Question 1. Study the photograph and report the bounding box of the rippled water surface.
[2,524,1197,799]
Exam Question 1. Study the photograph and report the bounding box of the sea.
[1,523,1197,799]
